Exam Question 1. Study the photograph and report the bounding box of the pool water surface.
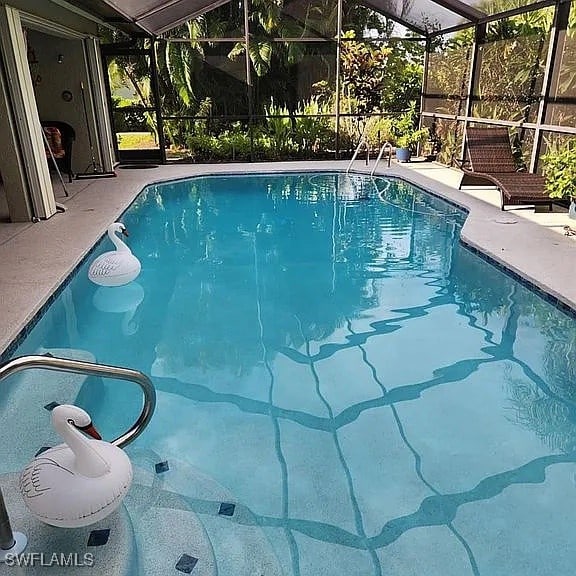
[5,172,576,576]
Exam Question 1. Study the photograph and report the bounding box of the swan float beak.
[76,422,102,440]
[121,228,129,237]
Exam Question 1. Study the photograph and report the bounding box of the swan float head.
[19,405,133,528]
[88,222,141,287]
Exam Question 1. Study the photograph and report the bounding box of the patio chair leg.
[500,192,506,211]
[549,202,552,212]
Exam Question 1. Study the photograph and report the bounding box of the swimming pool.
[4,172,576,575]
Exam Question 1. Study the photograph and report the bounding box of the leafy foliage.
[542,140,576,199]
[340,31,391,116]
[340,31,424,116]
[390,103,429,150]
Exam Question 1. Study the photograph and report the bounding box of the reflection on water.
[138,174,461,378]
[7,173,576,576]
[92,283,145,336]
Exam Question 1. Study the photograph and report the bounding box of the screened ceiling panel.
[93,0,231,35]
[105,0,170,18]
[361,0,480,33]
[66,0,564,38]
[139,0,231,34]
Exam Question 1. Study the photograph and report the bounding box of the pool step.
[0,472,137,575]
[0,435,283,575]
[124,492,217,576]
[125,453,217,576]
[127,449,284,576]
[0,348,99,474]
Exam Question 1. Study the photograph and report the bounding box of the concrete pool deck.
[0,159,575,358]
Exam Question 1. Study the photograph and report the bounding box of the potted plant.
[395,128,430,162]
[542,140,576,219]
[391,106,429,163]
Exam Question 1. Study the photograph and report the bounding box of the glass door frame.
[101,42,166,164]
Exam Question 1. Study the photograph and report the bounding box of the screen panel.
[277,0,339,39]
[546,2,576,127]
[159,41,248,117]
[355,0,473,34]
[424,35,472,116]
[472,8,553,123]
[252,40,337,116]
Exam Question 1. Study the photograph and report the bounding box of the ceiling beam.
[59,0,151,36]
[132,0,218,21]
[430,0,485,22]
[476,0,557,26]
[143,0,231,35]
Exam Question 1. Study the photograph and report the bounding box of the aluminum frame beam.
[431,0,484,22]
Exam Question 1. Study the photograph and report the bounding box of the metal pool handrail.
[346,121,371,173]
[371,141,393,175]
[346,137,369,173]
[0,355,156,448]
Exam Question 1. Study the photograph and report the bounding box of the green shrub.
[364,117,394,149]
[293,98,335,155]
[542,140,576,199]
[390,104,429,151]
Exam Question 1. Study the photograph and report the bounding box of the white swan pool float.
[88,222,141,286]
[19,405,133,528]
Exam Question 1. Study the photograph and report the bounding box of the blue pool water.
[4,172,576,575]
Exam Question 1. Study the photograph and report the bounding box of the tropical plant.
[391,104,429,151]
[363,116,394,149]
[395,128,429,151]
[293,98,334,155]
[435,119,461,165]
[379,38,426,113]
[339,31,392,117]
[264,99,296,158]
[541,139,576,200]
[425,35,473,118]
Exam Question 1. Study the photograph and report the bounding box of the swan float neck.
[108,225,131,252]
[52,406,109,478]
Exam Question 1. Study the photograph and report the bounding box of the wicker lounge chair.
[457,127,552,211]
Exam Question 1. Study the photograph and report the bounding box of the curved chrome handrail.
[371,141,393,175]
[346,120,371,173]
[0,355,156,448]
